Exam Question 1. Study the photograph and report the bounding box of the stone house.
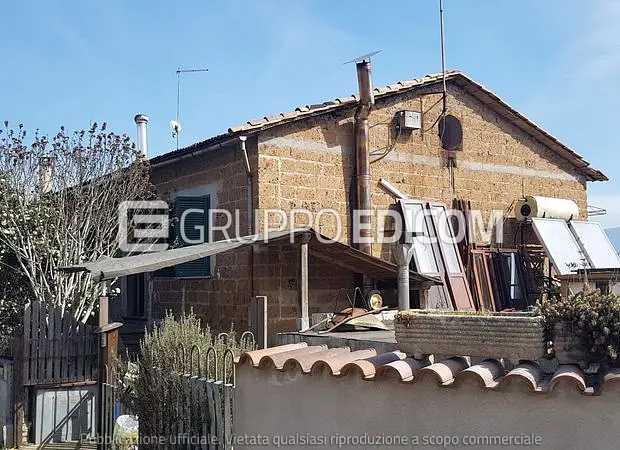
[114,70,606,346]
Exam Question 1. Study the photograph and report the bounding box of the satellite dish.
[343,50,382,65]
[170,120,182,137]
[438,114,463,151]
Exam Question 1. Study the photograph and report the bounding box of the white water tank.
[515,196,579,222]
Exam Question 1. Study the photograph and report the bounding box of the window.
[154,195,212,278]
[125,273,146,318]
[401,202,439,273]
[429,205,461,274]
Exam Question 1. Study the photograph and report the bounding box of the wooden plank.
[206,381,217,450]
[67,312,77,381]
[86,327,97,380]
[53,306,62,382]
[60,310,69,383]
[223,384,234,450]
[249,296,267,350]
[77,324,85,382]
[213,381,224,450]
[196,377,208,450]
[46,305,55,382]
[23,303,31,384]
[39,302,48,383]
[12,335,26,448]
[31,302,40,384]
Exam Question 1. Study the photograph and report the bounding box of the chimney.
[38,157,54,195]
[354,60,374,254]
[134,114,149,158]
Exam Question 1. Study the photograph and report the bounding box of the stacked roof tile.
[236,342,620,396]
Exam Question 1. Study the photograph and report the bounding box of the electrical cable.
[370,126,402,164]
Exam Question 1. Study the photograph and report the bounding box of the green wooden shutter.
[173,195,211,278]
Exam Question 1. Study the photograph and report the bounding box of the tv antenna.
[343,50,382,65]
[439,0,447,115]
[174,67,209,149]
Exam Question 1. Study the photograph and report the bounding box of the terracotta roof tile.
[341,351,406,380]
[283,347,352,374]
[418,357,471,386]
[499,362,543,392]
[549,365,587,393]
[236,342,308,367]
[237,344,620,396]
[310,349,377,376]
[259,345,328,370]
[375,357,431,382]
[454,359,506,389]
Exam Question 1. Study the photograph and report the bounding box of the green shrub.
[535,290,620,361]
[126,309,254,439]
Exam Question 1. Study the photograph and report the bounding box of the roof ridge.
[151,69,606,181]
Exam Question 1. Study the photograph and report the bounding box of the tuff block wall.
[150,143,256,332]
[255,84,588,261]
[150,143,358,335]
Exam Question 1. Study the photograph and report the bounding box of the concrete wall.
[235,363,620,450]
[256,84,588,260]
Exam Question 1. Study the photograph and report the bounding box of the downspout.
[240,136,253,235]
[354,61,374,254]
[240,136,255,297]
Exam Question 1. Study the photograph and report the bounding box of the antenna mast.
[174,67,209,150]
[439,0,447,115]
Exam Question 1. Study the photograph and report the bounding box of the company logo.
[118,200,170,253]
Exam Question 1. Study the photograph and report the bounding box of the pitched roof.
[151,71,606,181]
[236,343,620,396]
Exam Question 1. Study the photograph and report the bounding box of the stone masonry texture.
[149,81,590,336]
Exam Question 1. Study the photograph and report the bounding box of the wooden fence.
[138,332,255,450]
[23,302,98,386]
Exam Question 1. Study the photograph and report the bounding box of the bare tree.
[0,122,153,322]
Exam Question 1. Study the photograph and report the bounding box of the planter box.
[552,322,590,368]
[394,311,545,360]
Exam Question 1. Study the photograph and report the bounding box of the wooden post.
[249,296,267,349]
[298,233,311,330]
[95,322,122,450]
[419,284,431,310]
[146,273,154,331]
[12,336,25,448]
[98,296,109,329]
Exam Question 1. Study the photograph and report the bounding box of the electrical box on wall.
[396,110,422,130]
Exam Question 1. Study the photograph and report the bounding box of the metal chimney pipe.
[134,114,149,158]
[354,61,374,254]
[393,242,415,310]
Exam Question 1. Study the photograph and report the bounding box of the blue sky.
[3,1,619,226]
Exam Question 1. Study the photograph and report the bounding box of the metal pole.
[440,0,447,115]
[393,242,415,310]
